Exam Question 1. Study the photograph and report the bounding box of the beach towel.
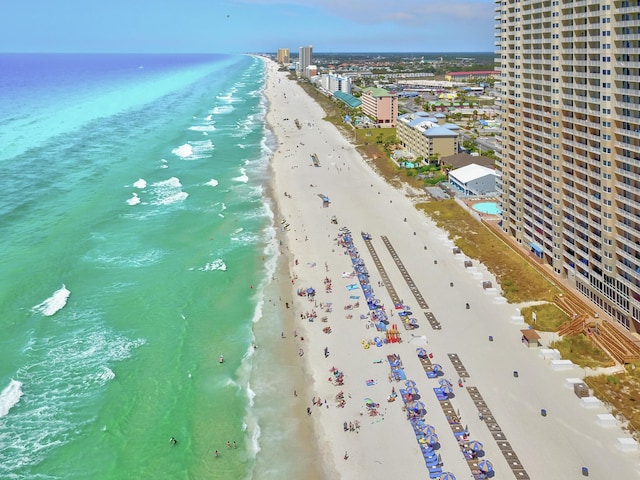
[349,295,360,300]
[346,284,359,290]
[366,379,376,386]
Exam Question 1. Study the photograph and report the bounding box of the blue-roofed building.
[396,111,460,161]
[333,91,362,109]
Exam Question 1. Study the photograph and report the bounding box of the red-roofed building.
[445,71,500,81]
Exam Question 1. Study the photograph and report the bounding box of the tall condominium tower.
[496,0,640,331]
[277,48,290,64]
[298,45,313,77]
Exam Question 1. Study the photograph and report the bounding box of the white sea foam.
[199,259,227,272]
[97,366,115,382]
[0,379,24,418]
[233,168,249,183]
[212,104,234,114]
[205,179,219,187]
[151,177,189,206]
[172,144,193,158]
[126,193,141,206]
[133,178,147,189]
[188,125,216,132]
[31,285,70,317]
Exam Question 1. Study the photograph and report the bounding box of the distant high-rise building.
[277,48,290,64]
[496,0,640,331]
[298,45,313,77]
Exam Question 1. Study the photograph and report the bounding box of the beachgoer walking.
[170,437,177,445]
[344,451,349,460]
[215,450,219,457]
[227,441,231,449]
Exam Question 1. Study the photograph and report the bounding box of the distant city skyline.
[1,0,495,54]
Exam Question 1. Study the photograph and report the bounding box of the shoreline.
[255,56,640,480]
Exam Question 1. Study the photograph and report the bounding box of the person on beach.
[215,450,219,457]
[169,437,177,445]
[227,441,231,449]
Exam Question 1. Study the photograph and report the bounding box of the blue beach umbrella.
[439,473,456,480]
[416,347,428,357]
[425,433,439,445]
[439,379,452,388]
[432,364,443,372]
[478,459,493,472]
[469,440,484,452]
[422,424,436,436]
[405,380,417,388]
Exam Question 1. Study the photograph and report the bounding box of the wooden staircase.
[590,322,640,365]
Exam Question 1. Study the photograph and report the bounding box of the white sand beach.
[260,57,640,480]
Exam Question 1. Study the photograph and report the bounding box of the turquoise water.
[0,54,278,479]
[472,202,501,215]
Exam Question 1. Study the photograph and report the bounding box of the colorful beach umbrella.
[469,440,484,452]
[478,459,493,472]
[432,364,443,372]
[416,347,427,357]
[439,379,452,388]
[413,401,425,411]
[439,473,456,480]
[405,380,417,388]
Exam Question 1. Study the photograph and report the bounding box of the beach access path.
[262,58,640,480]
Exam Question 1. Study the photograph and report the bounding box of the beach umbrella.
[405,379,417,388]
[416,347,427,358]
[422,424,436,436]
[439,473,456,480]
[432,364,443,372]
[469,440,484,452]
[478,459,493,472]
[424,433,439,445]
[439,379,452,388]
[405,385,419,395]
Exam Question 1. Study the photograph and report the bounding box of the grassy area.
[417,199,560,303]
[586,365,640,435]
[520,303,569,332]
[549,334,613,369]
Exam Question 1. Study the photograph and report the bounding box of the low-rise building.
[448,163,499,196]
[361,87,398,127]
[445,71,500,82]
[396,112,460,160]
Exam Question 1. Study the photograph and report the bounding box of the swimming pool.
[472,202,502,215]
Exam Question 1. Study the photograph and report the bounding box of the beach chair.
[428,469,443,478]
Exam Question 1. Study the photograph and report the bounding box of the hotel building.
[277,48,290,64]
[361,87,398,127]
[298,45,313,78]
[496,0,640,331]
[396,112,461,159]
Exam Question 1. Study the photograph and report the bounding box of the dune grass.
[416,199,560,303]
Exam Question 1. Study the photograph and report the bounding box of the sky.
[1,0,495,54]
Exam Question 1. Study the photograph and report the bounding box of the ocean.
[0,53,298,479]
